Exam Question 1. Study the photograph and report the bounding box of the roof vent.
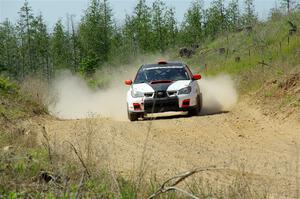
[157,60,167,64]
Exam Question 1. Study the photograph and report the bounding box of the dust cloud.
[49,70,130,120]
[199,74,238,115]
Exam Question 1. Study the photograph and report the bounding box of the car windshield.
[134,66,190,83]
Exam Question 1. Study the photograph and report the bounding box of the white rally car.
[124,61,202,121]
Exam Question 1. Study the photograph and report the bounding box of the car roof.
[141,61,185,69]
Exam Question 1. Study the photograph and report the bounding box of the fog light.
[133,103,141,110]
[182,99,190,108]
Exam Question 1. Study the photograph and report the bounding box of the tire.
[188,94,202,116]
[198,93,203,112]
[128,110,139,121]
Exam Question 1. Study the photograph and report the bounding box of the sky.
[0,0,278,29]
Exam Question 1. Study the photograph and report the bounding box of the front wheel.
[128,112,139,121]
[127,104,139,121]
[188,94,202,116]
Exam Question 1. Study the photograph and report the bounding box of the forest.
[0,0,298,81]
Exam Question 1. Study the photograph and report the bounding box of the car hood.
[132,83,154,93]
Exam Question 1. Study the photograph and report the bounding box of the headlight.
[178,86,192,95]
[131,90,144,98]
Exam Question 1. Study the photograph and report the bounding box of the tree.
[79,0,114,75]
[181,0,204,44]
[164,7,178,48]
[32,14,51,79]
[0,20,20,77]
[281,0,290,13]
[133,0,153,52]
[151,0,168,52]
[17,0,35,78]
[242,0,257,26]
[101,0,113,61]
[51,20,71,71]
[122,15,138,55]
[204,0,226,38]
[67,14,80,72]
[226,0,240,31]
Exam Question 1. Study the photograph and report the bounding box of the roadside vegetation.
[1,0,300,198]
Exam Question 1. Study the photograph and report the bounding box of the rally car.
[124,61,202,121]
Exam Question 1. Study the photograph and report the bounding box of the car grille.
[154,91,167,98]
[144,98,179,113]
[144,93,154,97]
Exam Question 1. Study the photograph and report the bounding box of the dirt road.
[44,98,300,197]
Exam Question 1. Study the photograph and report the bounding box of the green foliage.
[79,56,98,77]
[0,76,47,121]
[226,0,240,31]
[133,0,153,52]
[181,0,204,44]
[51,20,71,71]
[0,20,20,77]
[242,0,257,26]
[8,192,17,199]
[205,0,226,38]
[0,76,17,93]
[79,0,114,72]
[118,178,136,199]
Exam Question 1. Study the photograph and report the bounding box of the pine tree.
[181,0,204,44]
[0,20,20,77]
[99,0,113,62]
[243,0,257,26]
[31,14,51,78]
[152,0,167,52]
[226,0,240,31]
[165,7,178,48]
[17,0,35,78]
[281,0,290,13]
[122,15,137,55]
[133,0,152,52]
[51,20,70,71]
[69,15,80,72]
[204,0,226,38]
[79,0,114,76]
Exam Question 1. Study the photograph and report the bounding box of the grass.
[0,76,47,122]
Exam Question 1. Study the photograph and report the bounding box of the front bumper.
[127,93,198,113]
[143,97,194,113]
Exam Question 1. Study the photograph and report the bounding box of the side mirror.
[124,79,133,85]
[192,74,201,80]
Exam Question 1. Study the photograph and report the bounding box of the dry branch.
[65,141,91,177]
[147,166,224,199]
[41,126,52,164]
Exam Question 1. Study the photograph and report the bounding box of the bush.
[0,76,18,93]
